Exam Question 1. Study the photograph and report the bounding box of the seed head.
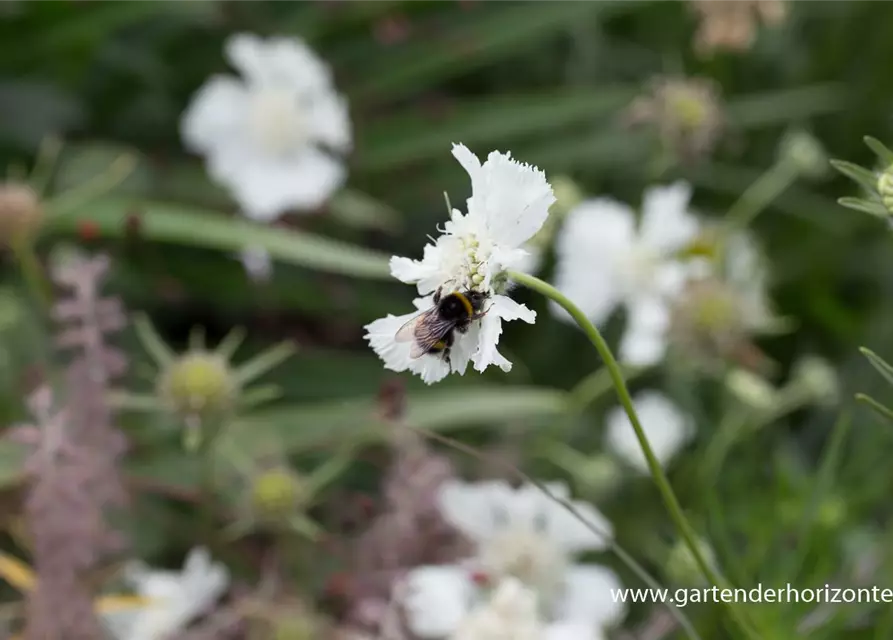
[159,351,237,418]
[250,467,307,524]
[0,182,43,245]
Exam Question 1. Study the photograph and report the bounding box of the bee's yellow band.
[454,292,474,317]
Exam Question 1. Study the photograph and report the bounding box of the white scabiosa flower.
[364,144,555,384]
[181,33,351,220]
[604,392,694,473]
[402,480,624,639]
[552,183,701,367]
[102,547,230,640]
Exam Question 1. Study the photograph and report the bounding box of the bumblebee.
[395,288,490,365]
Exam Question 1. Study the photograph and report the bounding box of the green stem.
[11,237,51,310]
[718,159,798,262]
[507,269,763,640]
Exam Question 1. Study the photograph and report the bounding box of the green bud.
[550,176,584,215]
[271,613,321,640]
[158,351,237,418]
[250,467,306,523]
[791,356,838,406]
[817,495,846,530]
[573,454,621,499]
[878,164,893,214]
[726,369,777,412]
[0,182,43,246]
[780,130,828,179]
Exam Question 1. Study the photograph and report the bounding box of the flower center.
[248,89,308,157]
[477,530,568,612]
[618,245,659,292]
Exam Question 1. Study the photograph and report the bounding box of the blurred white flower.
[103,547,230,640]
[442,578,601,640]
[181,33,351,220]
[669,230,779,370]
[605,392,694,473]
[402,480,624,638]
[552,183,701,367]
[365,144,555,384]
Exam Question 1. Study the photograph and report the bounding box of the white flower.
[552,183,701,367]
[364,144,555,384]
[102,547,230,640]
[446,578,603,640]
[604,392,694,473]
[403,480,624,639]
[181,33,351,221]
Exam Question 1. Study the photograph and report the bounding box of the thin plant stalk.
[507,269,763,640]
[10,237,51,310]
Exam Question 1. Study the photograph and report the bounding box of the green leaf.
[44,198,392,279]
[855,393,893,423]
[350,1,633,103]
[860,347,893,387]
[725,84,846,129]
[864,136,893,167]
[357,87,636,173]
[829,159,878,193]
[233,386,570,453]
[837,197,889,219]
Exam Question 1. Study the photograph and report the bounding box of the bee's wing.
[395,308,454,360]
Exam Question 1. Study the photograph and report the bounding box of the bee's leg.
[443,347,452,368]
[433,287,443,305]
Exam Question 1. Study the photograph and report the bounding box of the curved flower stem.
[507,270,763,640]
[11,236,51,311]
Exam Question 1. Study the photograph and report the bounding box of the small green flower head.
[791,356,838,406]
[832,136,893,219]
[574,454,621,500]
[0,182,44,245]
[878,163,893,213]
[666,536,718,587]
[250,466,308,524]
[779,129,828,180]
[725,368,777,412]
[159,351,237,418]
[133,315,296,428]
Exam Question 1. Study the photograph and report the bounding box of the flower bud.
[780,130,828,179]
[573,454,621,500]
[878,164,893,214]
[0,182,43,245]
[158,351,237,418]
[726,369,776,412]
[666,537,718,587]
[791,356,838,406]
[250,467,307,524]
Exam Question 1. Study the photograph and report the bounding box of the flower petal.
[403,565,474,639]
[453,144,555,248]
[208,146,345,220]
[605,391,694,473]
[545,621,605,640]
[556,564,626,628]
[180,76,249,155]
[639,182,699,254]
[552,198,635,326]
[436,479,514,542]
[470,295,535,374]
[225,33,334,94]
[510,483,613,553]
[619,294,670,367]
[364,309,451,384]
